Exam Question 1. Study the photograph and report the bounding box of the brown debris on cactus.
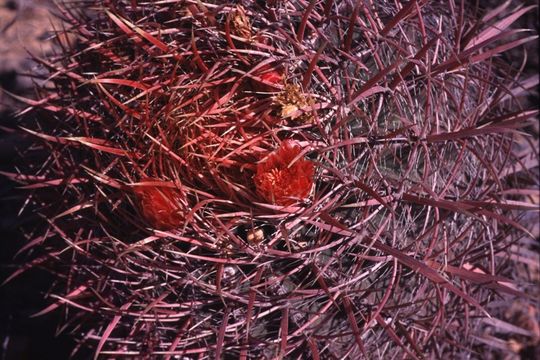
[246,227,264,243]
[275,83,315,122]
[228,5,252,40]
[1,0,538,359]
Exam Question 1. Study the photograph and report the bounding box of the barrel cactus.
[3,0,538,358]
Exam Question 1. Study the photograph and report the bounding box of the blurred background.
[0,1,79,358]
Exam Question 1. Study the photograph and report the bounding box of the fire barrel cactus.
[3,0,538,358]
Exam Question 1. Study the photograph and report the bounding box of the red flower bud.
[259,68,282,85]
[254,141,315,205]
[133,178,185,230]
[252,64,284,92]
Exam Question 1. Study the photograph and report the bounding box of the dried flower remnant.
[246,227,264,243]
[254,140,315,205]
[275,83,315,122]
[229,5,252,40]
[132,178,185,230]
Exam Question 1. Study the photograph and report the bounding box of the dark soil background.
[0,0,537,359]
[0,1,84,358]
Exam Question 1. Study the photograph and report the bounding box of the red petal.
[254,141,315,205]
[133,178,184,230]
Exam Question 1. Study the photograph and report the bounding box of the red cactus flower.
[133,178,185,230]
[254,140,315,205]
